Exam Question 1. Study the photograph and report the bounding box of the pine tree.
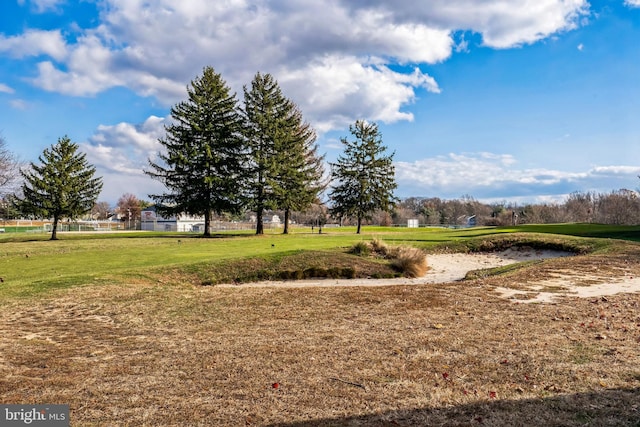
[272,106,325,234]
[243,72,325,234]
[329,120,398,234]
[16,136,103,240]
[242,72,280,235]
[146,66,247,237]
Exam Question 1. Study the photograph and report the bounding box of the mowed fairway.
[1,226,640,426]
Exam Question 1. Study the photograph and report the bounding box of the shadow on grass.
[268,387,640,427]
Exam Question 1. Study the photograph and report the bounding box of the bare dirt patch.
[486,249,640,304]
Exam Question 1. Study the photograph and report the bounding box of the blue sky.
[1,0,639,205]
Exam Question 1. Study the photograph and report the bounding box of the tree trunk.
[50,215,59,240]
[356,216,362,234]
[283,209,290,234]
[256,204,264,235]
[203,209,211,237]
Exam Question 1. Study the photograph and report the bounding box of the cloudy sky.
[1,0,639,205]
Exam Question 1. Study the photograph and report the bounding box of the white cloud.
[32,33,123,95]
[397,153,523,190]
[82,143,141,176]
[21,0,588,133]
[590,165,640,175]
[280,56,440,131]
[85,115,166,166]
[625,0,640,7]
[98,172,167,204]
[471,0,589,48]
[9,99,29,110]
[0,83,14,94]
[28,0,66,13]
[577,43,584,51]
[395,152,640,201]
[0,30,67,61]
[81,115,169,203]
[454,34,469,53]
[342,0,589,48]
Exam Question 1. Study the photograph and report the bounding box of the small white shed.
[140,206,205,232]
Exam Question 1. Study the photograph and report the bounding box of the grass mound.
[430,232,599,255]
[165,250,401,286]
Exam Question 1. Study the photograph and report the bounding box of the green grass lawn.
[0,223,637,300]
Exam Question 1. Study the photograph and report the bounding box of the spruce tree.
[243,72,325,234]
[272,106,325,234]
[147,66,246,237]
[329,120,398,234]
[16,136,103,240]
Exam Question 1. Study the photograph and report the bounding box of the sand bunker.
[218,248,562,288]
[219,248,640,303]
[493,271,640,303]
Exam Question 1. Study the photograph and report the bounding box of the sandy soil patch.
[494,271,640,303]
[219,248,640,303]
[218,248,567,289]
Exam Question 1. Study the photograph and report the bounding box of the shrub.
[390,246,428,278]
[369,238,389,257]
[303,267,320,279]
[349,241,371,256]
[349,239,428,278]
[350,238,389,258]
[342,267,357,279]
[327,267,341,278]
[279,270,305,280]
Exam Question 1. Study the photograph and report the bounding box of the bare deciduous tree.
[0,134,19,195]
[117,193,142,228]
[91,201,112,220]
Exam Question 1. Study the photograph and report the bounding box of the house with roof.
[140,205,205,232]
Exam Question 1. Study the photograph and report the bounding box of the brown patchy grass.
[348,239,429,278]
[1,247,640,426]
[389,246,429,278]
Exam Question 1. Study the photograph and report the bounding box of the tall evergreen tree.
[16,136,103,240]
[146,66,246,237]
[242,72,280,235]
[329,120,398,234]
[243,72,325,234]
[272,106,325,234]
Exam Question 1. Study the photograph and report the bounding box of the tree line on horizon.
[389,190,640,227]
[87,186,640,229]
[2,144,640,238]
[0,67,398,239]
[1,129,639,233]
